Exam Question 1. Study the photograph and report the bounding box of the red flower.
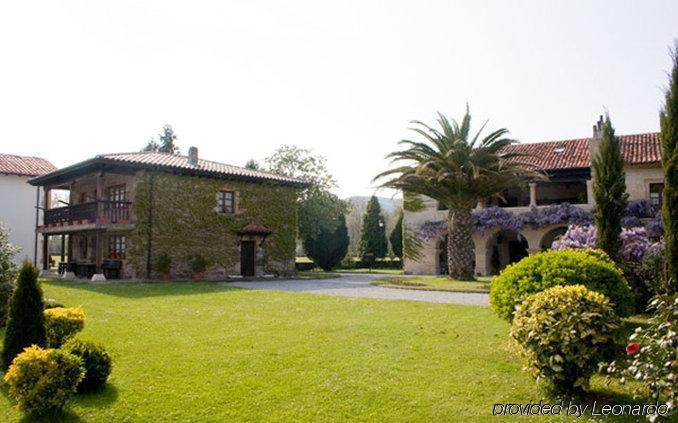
[626,342,640,356]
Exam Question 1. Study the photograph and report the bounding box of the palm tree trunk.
[447,207,475,280]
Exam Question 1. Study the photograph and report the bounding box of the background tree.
[143,124,180,154]
[660,46,678,292]
[303,214,349,271]
[359,196,388,261]
[244,159,260,170]
[389,210,403,260]
[0,222,19,326]
[592,115,628,262]
[375,109,542,280]
[2,261,46,368]
[265,145,347,241]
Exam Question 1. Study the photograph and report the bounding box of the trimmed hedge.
[3,345,83,416]
[63,339,112,392]
[490,249,634,321]
[510,285,620,392]
[44,307,85,348]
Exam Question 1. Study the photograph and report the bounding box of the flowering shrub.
[490,249,634,320]
[605,295,677,420]
[552,225,664,263]
[646,211,664,238]
[3,345,83,416]
[511,285,620,392]
[44,307,85,348]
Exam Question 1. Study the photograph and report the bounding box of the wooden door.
[240,241,256,277]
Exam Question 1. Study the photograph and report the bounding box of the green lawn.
[373,276,492,293]
[0,280,645,422]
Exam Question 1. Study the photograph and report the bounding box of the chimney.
[589,115,604,163]
[188,146,198,166]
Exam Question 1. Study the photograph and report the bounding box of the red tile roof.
[98,152,304,185]
[29,151,307,187]
[502,132,660,170]
[0,154,57,177]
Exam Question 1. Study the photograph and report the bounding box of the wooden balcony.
[43,201,133,227]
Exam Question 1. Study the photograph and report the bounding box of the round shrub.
[44,307,85,348]
[62,338,112,392]
[510,285,620,392]
[490,248,634,321]
[3,345,84,416]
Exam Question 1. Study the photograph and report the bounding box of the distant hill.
[344,196,403,256]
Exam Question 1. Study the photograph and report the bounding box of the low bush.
[155,254,172,275]
[605,295,677,420]
[44,307,85,348]
[190,255,208,275]
[63,338,112,392]
[3,345,84,416]
[490,248,634,321]
[510,285,620,392]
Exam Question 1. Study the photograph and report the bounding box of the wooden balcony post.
[42,234,49,270]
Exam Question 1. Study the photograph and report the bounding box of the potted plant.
[155,254,171,282]
[190,255,207,281]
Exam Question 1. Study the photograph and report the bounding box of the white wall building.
[0,154,56,266]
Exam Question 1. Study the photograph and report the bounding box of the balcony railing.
[44,201,132,226]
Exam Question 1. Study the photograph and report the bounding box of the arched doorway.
[540,226,568,250]
[438,235,448,275]
[486,230,528,275]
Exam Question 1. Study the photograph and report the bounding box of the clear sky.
[1,1,676,198]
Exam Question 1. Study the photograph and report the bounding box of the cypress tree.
[389,211,403,259]
[660,47,678,293]
[304,214,349,271]
[2,260,46,368]
[359,196,388,261]
[592,115,628,262]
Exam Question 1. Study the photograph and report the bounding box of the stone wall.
[127,172,299,279]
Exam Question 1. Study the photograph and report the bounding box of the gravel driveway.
[226,273,489,306]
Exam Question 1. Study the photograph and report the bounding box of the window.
[649,183,664,207]
[217,191,236,214]
[107,185,126,203]
[108,235,126,259]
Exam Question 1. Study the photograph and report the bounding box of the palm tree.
[374,109,542,280]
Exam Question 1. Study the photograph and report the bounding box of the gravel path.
[226,273,489,306]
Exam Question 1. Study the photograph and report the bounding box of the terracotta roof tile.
[502,132,660,170]
[0,154,57,177]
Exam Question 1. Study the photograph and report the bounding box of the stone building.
[29,148,307,280]
[403,118,663,276]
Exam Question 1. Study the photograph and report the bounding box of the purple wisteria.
[552,225,664,262]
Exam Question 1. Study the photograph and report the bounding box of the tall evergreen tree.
[660,46,678,293]
[303,214,349,271]
[359,196,388,260]
[2,261,46,368]
[389,210,403,259]
[244,159,260,170]
[143,124,180,154]
[592,115,628,262]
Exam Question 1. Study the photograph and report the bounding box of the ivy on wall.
[128,172,299,277]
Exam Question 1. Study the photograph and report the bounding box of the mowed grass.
[0,280,642,422]
[373,276,492,293]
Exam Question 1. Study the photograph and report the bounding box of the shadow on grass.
[73,383,118,408]
[41,279,248,299]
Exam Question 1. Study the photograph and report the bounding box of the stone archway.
[540,226,568,251]
[237,224,272,277]
[485,229,528,275]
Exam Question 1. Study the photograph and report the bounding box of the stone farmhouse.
[0,154,56,265]
[403,117,664,276]
[29,148,307,280]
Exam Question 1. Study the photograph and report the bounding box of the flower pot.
[160,273,170,282]
[191,273,203,281]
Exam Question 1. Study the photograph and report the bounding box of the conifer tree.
[359,196,388,260]
[303,214,349,271]
[389,211,403,259]
[2,260,46,368]
[660,47,678,292]
[592,115,628,261]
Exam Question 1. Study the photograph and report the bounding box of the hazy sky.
[1,1,676,197]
